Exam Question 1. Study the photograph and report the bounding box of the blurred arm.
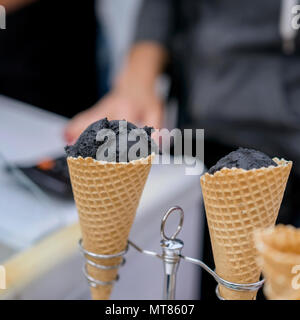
[64,0,175,142]
[116,0,175,93]
[115,42,168,95]
[0,0,36,13]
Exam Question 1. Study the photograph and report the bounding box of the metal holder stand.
[78,239,128,287]
[79,206,264,300]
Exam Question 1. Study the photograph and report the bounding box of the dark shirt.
[135,0,300,172]
[0,0,99,117]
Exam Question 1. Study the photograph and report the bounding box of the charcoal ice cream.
[208,147,278,175]
[65,118,156,162]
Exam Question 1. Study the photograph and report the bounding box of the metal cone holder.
[79,206,264,300]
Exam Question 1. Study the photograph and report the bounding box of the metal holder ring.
[85,257,127,270]
[215,277,265,293]
[215,280,264,300]
[79,239,127,270]
[79,239,128,259]
[215,279,265,300]
[79,239,128,287]
[83,264,120,287]
[215,285,225,300]
[160,206,184,241]
[180,254,265,294]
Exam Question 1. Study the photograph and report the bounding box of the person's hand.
[65,42,168,143]
[64,88,164,144]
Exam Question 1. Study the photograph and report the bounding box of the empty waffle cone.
[67,153,154,300]
[200,158,292,300]
[255,225,300,300]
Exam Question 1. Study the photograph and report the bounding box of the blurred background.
[0,0,300,300]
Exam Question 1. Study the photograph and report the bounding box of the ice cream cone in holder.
[67,153,154,300]
[200,158,292,300]
[255,225,300,300]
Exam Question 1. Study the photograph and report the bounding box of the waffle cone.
[67,153,154,300]
[255,225,300,300]
[200,158,292,300]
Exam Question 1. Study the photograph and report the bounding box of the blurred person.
[66,0,300,223]
[0,0,103,117]
[65,0,300,298]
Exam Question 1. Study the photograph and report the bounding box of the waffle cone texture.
[200,158,292,300]
[255,225,300,300]
[67,153,154,300]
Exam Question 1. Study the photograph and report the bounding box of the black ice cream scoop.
[208,147,278,175]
